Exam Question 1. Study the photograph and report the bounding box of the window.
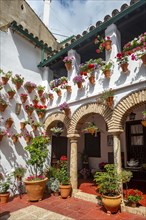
[126,120,146,164]
[84,133,101,157]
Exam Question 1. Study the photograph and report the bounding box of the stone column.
[67,134,80,190]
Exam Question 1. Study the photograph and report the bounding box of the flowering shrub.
[26,175,45,181]
[63,56,73,63]
[34,104,47,112]
[59,102,69,111]
[80,168,90,176]
[116,53,128,65]
[24,81,36,89]
[95,35,111,53]
[12,74,24,84]
[73,75,85,84]
[125,189,143,203]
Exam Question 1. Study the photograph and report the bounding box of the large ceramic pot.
[24,178,48,201]
[60,184,72,199]
[102,194,121,214]
[0,192,10,204]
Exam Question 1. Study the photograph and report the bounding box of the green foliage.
[50,178,60,192]
[13,166,26,178]
[0,174,12,193]
[58,161,70,185]
[121,170,133,184]
[25,136,50,176]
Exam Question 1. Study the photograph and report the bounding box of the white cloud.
[26,0,131,42]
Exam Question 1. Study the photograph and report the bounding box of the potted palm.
[24,136,50,201]
[12,74,24,89]
[0,173,12,203]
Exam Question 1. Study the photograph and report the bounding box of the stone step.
[73,190,100,204]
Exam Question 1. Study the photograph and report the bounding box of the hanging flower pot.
[12,74,24,89]
[83,122,99,135]
[40,97,46,104]
[66,85,72,93]
[15,82,23,90]
[37,85,45,97]
[27,86,35,93]
[2,77,9,85]
[5,118,13,129]
[48,93,54,100]
[27,109,33,117]
[63,56,73,71]
[24,82,36,94]
[20,122,26,130]
[20,94,28,104]
[1,70,12,85]
[0,103,8,112]
[37,111,45,119]
[64,108,71,117]
[7,90,16,99]
[105,40,112,51]
[77,82,82,89]
[106,96,114,107]
[12,135,18,143]
[25,136,32,144]
[89,76,95,84]
[141,54,146,65]
[32,99,39,105]
[56,90,62,97]
[120,63,129,73]
[73,76,84,89]
[32,125,37,131]
[38,90,44,96]
[141,120,146,127]
[65,62,72,71]
[103,70,111,78]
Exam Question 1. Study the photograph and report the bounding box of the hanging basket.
[15,82,23,90]
[141,120,146,127]
[65,62,72,71]
[89,76,95,84]
[120,63,129,73]
[141,54,146,65]
[20,96,27,104]
[2,77,9,85]
[105,40,112,51]
[87,128,96,135]
[0,104,8,112]
[103,70,111,79]
[7,91,15,99]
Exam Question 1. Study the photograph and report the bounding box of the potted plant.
[7,88,16,99]
[50,127,63,136]
[116,53,129,73]
[20,93,28,103]
[12,74,24,89]
[59,102,71,117]
[125,189,143,207]
[94,164,122,214]
[50,178,60,196]
[60,76,68,85]
[61,83,72,93]
[24,81,37,93]
[24,136,49,201]
[37,85,45,96]
[58,156,71,199]
[0,97,8,112]
[25,104,34,117]
[13,166,26,181]
[20,120,30,130]
[11,133,21,143]
[73,75,85,89]
[32,95,39,105]
[83,122,100,135]
[49,79,60,90]
[47,92,54,100]
[132,49,146,65]
[31,121,42,131]
[5,117,13,129]
[23,131,33,143]
[54,87,62,97]
[40,93,47,104]
[0,69,12,85]
[141,110,146,127]
[101,61,113,78]
[34,104,47,119]
[0,173,12,204]
[95,35,112,53]
[101,89,114,108]
[0,128,8,142]
[63,56,73,71]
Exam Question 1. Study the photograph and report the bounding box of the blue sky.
[26,0,131,42]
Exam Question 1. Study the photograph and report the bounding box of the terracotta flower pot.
[77,82,82,89]
[89,76,95,84]
[56,90,62,97]
[20,122,26,130]
[141,54,146,65]
[0,192,10,204]
[48,94,54,100]
[0,104,8,112]
[106,96,114,107]
[87,128,96,135]
[32,125,37,131]
[20,96,27,104]
[25,136,32,144]
[60,184,72,199]
[102,194,121,214]
[37,111,45,119]
[120,63,129,73]
[65,62,72,71]
[64,108,71,117]
[26,109,33,117]
[32,100,39,105]
[2,77,9,85]
[7,91,15,99]
[12,135,18,143]
[15,82,23,90]
[38,90,44,96]
[5,119,13,129]
[26,87,34,93]
[105,40,112,51]
[41,98,46,104]
[24,178,48,201]
[104,70,111,78]
[66,86,72,93]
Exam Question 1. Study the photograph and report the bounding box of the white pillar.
[105,24,121,61]
[43,0,52,28]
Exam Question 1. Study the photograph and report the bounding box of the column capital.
[67,133,80,139]
[108,129,124,135]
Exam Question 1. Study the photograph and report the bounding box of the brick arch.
[109,89,146,132]
[68,102,113,134]
[44,112,71,131]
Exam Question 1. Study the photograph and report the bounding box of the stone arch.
[68,102,113,134]
[109,89,146,132]
[45,112,71,133]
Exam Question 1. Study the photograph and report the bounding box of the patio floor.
[0,193,146,220]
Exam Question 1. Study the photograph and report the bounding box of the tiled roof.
[38,0,144,67]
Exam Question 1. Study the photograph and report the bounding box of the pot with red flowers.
[125,189,143,207]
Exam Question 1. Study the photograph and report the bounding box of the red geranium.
[60,155,67,161]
